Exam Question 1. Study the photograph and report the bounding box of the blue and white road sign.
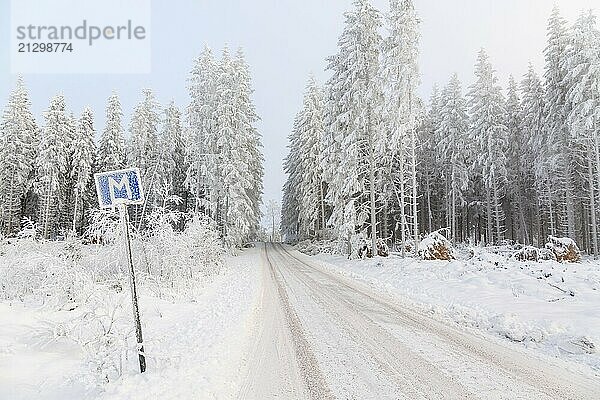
[94,167,145,208]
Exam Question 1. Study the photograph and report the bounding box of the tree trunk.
[451,166,456,242]
[410,128,419,248]
[425,174,432,233]
[319,180,326,237]
[486,187,493,245]
[588,145,598,258]
[493,183,502,242]
[398,139,406,257]
[369,148,377,257]
[548,184,555,236]
[72,190,80,234]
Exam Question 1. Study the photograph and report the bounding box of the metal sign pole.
[119,203,146,373]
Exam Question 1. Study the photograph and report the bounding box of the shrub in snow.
[0,208,225,385]
[140,208,224,300]
[295,239,346,256]
[545,235,580,262]
[513,246,541,262]
[376,238,389,257]
[418,229,454,260]
[352,233,389,259]
[84,208,122,245]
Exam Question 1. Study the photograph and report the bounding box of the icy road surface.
[240,243,600,399]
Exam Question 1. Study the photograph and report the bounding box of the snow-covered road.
[243,243,600,399]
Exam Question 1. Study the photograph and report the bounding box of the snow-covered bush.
[84,208,122,245]
[140,208,224,300]
[0,208,226,386]
[295,239,340,255]
[513,245,541,262]
[0,239,88,308]
[418,229,454,260]
[356,236,389,259]
[545,236,581,262]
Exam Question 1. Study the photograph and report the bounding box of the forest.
[0,47,264,248]
[282,0,600,257]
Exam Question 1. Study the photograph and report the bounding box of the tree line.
[0,46,264,248]
[282,0,600,256]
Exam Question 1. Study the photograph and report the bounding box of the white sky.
[0,0,598,221]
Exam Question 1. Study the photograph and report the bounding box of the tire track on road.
[264,245,335,400]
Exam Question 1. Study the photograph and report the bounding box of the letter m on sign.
[94,167,145,208]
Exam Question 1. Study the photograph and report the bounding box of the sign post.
[94,168,147,373]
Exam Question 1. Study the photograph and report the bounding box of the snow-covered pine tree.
[233,48,264,241]
[296,75,327,239]
[563,10,600,256]
[417,85,442,235]
[505,75,532,244]
[323,0,384,255]
[210,47,263,247]
[520,65,548,245]
[128,88,160,227]
[157,101,187,210]
[58,113,78,234]
[281,113,302,241]
[97,93,125,172]
[467,49,509,244]
[381,0,421,253]
[70,107,95,233]
[544,6,576,240]
[0,77,38,236]
[437,74,469,242]
[36,95,69,239]
[186,46,217,215]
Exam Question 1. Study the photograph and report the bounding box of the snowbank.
[313,248,600,374]
[0,233,262,399]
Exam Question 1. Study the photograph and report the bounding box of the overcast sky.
[0,0,598,222]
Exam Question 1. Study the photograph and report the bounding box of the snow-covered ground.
[311,247,600,374]
[0,240,262,400]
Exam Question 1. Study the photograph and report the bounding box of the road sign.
[94,167,147,373]
[94,167,144,209]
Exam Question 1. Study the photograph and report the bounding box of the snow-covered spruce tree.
[97,93,125,172]
[297,75,327,239]
[563,10,600,256]
[0,77,38,236]
[70,107,95,233]
[520,65,548,245]
[58,113,77,234]
[212,48,236,239]
[282,114,302,241]
[209,47,263,247]
[544,6,577,240]
[157,101,187,211]
[36,95,69,239]
[185,46,217,215]
[505,75,533,244]
[128,88,160,227]
[381,0,421,253]
[437,74,469,243]
[282,75,327,241]
[417,85,443,235]
[323,0,384,255]
[467,49,509,245]
[233,48,264,241]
